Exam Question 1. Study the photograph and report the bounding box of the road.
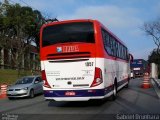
[0,78,160,120]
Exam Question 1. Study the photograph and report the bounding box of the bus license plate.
[65,91,76,96]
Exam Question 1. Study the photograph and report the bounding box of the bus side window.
[106,33,112,55]
[101,29,112,55]
[112,38,117,57]
[115,42,119,57]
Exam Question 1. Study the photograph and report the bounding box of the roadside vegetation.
[142,18,160,78]
[0,0,56,84]
[0,69,40,84]
[0,69,31,84]
[0,0,45,71]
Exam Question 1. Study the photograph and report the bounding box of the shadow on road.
[48,99,107,107]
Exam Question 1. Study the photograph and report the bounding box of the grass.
[0,69,39,85]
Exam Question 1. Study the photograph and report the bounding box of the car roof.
[22,75,41,78]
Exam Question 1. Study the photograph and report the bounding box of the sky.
[2,0,160,60]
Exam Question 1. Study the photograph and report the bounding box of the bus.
[40,19,132,101]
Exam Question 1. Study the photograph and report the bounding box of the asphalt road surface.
[0,78,160,120]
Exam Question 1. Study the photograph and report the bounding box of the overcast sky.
[3,0,160,60]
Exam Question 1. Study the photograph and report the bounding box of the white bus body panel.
[41,58,129,101]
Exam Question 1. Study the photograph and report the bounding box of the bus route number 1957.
[85,62,94,67]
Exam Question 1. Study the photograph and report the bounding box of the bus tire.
[125,82,129,88]
[109,81,117,101]
[125,78,130,88]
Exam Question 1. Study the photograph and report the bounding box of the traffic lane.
[1,78,160,115]
[1,89,129,114]
[45,78,159,114]
[1,92,129,114]
[0,94,45,113]
[1,78,160,114]
[1,97,113,114]
[116,78,160,113]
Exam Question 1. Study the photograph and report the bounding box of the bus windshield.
[42,22,95,47]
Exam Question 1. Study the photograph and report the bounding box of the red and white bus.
[40,19,132,101]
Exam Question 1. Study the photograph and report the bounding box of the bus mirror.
[129,54,133,63]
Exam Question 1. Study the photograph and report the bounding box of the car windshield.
[15,77,34,84]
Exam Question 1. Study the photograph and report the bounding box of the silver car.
[7,76,43,100]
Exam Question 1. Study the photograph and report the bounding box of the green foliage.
[0,0,46,70]
[0,0,45,51]
[144,17,160,78]
[0,69,33,84]
[148,49,160,64]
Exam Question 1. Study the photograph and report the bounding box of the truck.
[130,59,148,77]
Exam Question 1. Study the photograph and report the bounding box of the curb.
[151,78,160,99]
[152,78,160,89]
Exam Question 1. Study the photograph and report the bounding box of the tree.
[31,10,45,51]
[148,49,160,64]
[0,1,45,71]
[0,3,32,69]
[143,18,160,54]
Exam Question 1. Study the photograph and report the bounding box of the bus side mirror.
[129,54,133,63]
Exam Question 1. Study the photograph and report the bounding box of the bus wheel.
[109,82,117,101]
[125,81,129,88]
[125,78,130,88]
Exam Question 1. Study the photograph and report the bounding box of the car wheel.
[30,89,34,98]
